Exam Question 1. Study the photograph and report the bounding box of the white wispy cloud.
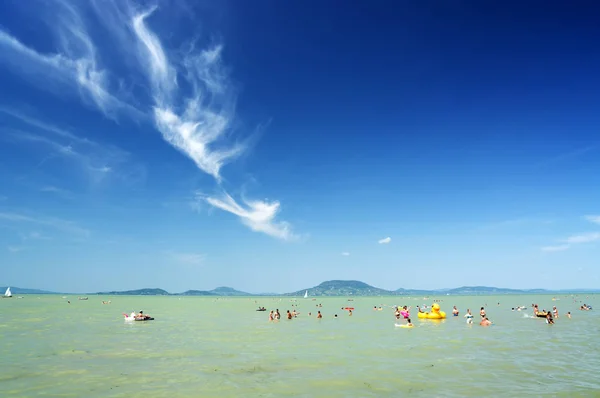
[40,186,74,199]
[128,6,294,239]
[0,212,90,237]
[564,232,600,244]
[19,231,51,241]
[0,3,140,119]
[201,192,296,241]
[1,2,294,240]
[378,237,391,244]
[541,232,600,252]
[584,215,600,225]
[341,252,350,256]
[131,7,243,182]
[165,251,205,266]
[541,244,570,252]
[0,109,145,185]
[7,246,24,253]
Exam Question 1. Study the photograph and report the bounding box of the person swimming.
[452,306,459,316]
[546,312,554,325]
[480,317,492,326]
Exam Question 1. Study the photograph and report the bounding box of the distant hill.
[0,286,59,294]
[288,280,392,297]
[209,286,251,296]
[178,290,216,296]
[96,288,170,296]
[442,286,548,295]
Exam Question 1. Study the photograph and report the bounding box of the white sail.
[5,287,12,297]
[304,290,308,298]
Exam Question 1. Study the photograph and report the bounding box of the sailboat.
[304,290,308,299]
[4,287,12,298]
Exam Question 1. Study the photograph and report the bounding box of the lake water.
[1,294,599,397]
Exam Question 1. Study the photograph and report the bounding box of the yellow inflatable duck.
[417,303,446,319]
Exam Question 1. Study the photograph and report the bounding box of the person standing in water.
[480,307,486,318]
[465,309,474,324]
[452,306,459,316]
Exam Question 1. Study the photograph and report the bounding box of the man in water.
[136,311,149,320]
[480,317,492,326]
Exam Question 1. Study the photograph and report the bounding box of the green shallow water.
[1,294,599,397]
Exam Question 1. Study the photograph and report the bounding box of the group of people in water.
[262,299,594,328]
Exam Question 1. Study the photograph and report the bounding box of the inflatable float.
[395,323,413,328]
[536,312,548,318]
[417,303,446,319]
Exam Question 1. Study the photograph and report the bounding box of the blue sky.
[1,1,599,293]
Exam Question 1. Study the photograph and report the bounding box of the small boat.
[123,312,155,321]
[3,287,12,298]
[304,290,308,299]
[78,297,88,300]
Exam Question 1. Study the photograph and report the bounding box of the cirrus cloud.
[378,237,391,244]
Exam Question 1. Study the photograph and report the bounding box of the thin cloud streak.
[541,244,570,252]
[564,232,600,244]
[40,186,74,199]
[0,212,90,237]
[541,232,600,252]
[584,215,600,225]
[166,251,205,266]
[0,21,139,118]
[378,237,391,244]
[341,252,350,256]
[7,246,24,253]
[201,192,296,241]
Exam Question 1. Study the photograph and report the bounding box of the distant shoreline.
[4,280,599,297]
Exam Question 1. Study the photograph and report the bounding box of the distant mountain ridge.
[0,286,58,295]
[3,281,599,296]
